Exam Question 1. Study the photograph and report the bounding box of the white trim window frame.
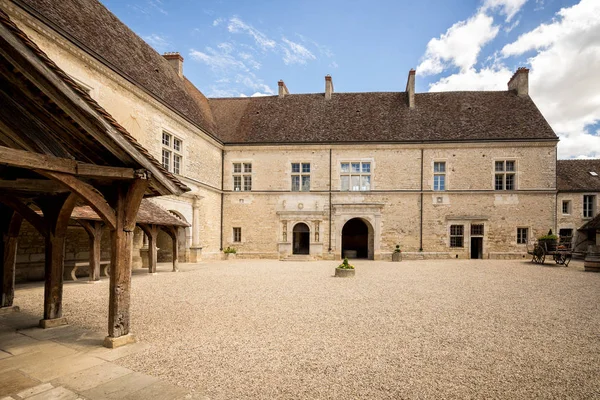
[517,227,528,244]
[583,194,596,218]
[494,160,516,191]
[433,161,446,191]
[561,200,571,215]
[340,161,371,191]
[291,162,311,192]
[233,162,252,191]
[233,227,242,243]
[449,224,464,248]
[161,131,183,175]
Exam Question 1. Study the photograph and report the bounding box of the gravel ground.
[14,259,600,399]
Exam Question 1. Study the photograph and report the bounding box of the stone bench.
[64,260,110,281]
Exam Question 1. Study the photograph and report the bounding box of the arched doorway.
[293,223,310,255]
[342,218,373,259]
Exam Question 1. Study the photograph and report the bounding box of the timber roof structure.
[557,159,600,192]
[209,91,558,144]
[14,0,218,136]
[69,200,190,227]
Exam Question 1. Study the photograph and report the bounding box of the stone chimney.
[325,75,334,100]
[163,52,183,78]
[406,69,415,108]
[508,67,529,96]
[278,80,289,98]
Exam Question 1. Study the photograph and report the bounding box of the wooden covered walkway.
[0,8,189,347]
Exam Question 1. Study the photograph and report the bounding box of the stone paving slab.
[15,382,54,398]
[79,371,160,399]
[21,352,106,382]
[0,369,40,397]
[53,362,133,392]
[25,386,79,400]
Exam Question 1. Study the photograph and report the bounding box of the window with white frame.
[233,163,252,191]
[583,195,596,218]
[450,225,464,248]
[433,161,446,191]
[161,131,183,175]
[340,161,371,191]
[517,227,528,244]
[562,200,571,215]
[291,163,310,191]
[494,160,516,190]
[233,227,241,242]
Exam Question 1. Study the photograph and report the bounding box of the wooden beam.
[1,211,22,307]
[78,220,103,281]
[0,179,69,193]
[0,194,46,236]
[0,146,135,179]
[36,170,117,230]
[123,176,150,231]
[0,23,184,196]
[139,224,158,274]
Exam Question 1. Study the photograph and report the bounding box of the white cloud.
[329,61,339,69]
[428,66,512,91]
[142,34,170,51]
[482,0,528,22]
[281,38,316,65]
[213,18,224,26]
[501,0,600,158]
[234,73,274,95]
[417,13,499,75]
[189,47,246,71]
[227,17,276,51]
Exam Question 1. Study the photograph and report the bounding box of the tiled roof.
[557,159,600,192]
[14,0,218,136]
[579,213,600,231]
[0,6,189,193]
[69,200,190,227]
[209,91,558,144]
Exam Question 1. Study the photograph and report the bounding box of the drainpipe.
[419,148,424,251]
[329,148,332,252]
[220,149,224,251]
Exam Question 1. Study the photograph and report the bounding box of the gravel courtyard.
[14,259,600,399]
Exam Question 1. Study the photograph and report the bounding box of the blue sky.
[101,0,600,159]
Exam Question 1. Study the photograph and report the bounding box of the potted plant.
[538,230,558,252]
[335,257,355,277]
[392,245,402,262]
[223,246,237,260]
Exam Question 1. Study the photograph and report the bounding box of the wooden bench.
[64,260,110,281]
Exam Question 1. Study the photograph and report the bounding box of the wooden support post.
[38,193,77,328]
[1,210,22,309]
[139,224,158,274]
[170,227,179,272]
[105,176,149,348]
[78,221,103,281]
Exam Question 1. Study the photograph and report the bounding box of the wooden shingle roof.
[557,159,600,192]
[209,91,558,144]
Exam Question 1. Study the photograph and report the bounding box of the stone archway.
[292,223,310,255]
[341,218,374,260]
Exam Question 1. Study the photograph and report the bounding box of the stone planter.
[335,267,355,277]
[223,253,237,261]
[392,252,402,262]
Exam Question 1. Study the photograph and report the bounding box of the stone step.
[281,255,313,262]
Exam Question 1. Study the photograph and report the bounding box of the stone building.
[0,0,597,273]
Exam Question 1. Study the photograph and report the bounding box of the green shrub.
[394,245,401,253]
[223,247,237,254]
[538,234,558,241]
[338,257,355,269]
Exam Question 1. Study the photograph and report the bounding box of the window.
[291,163,311,191]
[471,224,484,236]
[233,227,241,242]
[583,195,596,218]
[562,200,571,215]
[450,225,464,248]
[161,132,183,174]
[233,163,252,191]
[340,161,371,191]
[494,160,516,190]
[559,229,573,239]
[517,228,528,244]
[433,162,446,191]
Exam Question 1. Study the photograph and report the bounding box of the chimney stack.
[508,67,529,96]
[163,52,184,78]
[406,69,415,108]
[278,80,289,98]
[325,75,334,100]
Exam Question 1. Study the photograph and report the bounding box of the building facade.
[1,0,597,274]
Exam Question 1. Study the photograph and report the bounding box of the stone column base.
[104,333,136,348]
[189,247,203,263]
[39,317,68,329]
[0,305,20,314]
